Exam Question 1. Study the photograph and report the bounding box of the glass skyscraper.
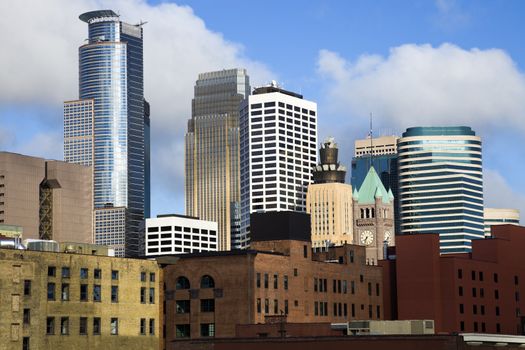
[185,69,250,250]
[64,10,148,257]
[397,126,484,253]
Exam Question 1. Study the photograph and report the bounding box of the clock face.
[384,231,391,242]
[360,230,374,246]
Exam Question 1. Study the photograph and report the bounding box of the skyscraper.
[483,208,520,237]
[240,82,318,247]
[306,138,353,248]
[185,69,250,250]
[64,10,148,257]
[397,126,484,253]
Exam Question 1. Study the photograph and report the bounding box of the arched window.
[371,208,375,218]
[365,208,370,218]
[360,208,365,218]
[201,275,215,289]
[176,276,190,290]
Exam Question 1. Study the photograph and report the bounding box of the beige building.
[354,135,398,157]
[484,207,520,237]
[307,138,353,248]
[0,245,161,350]
[0,152,92,243]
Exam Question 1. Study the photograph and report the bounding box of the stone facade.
[0,247,161,350]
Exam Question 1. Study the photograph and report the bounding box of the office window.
[176,300,190,314]
[23,337,29,350]
[494,273,499,283]
[264,274,269,288]
[111,286,119,303]
[201,299,215,312]
[274,274,278,289]
[459,286,463,296]
[457,269,462,279]
[294,268,298,276]
[140,272,146,282]
[79,317,87,335]
[149,319,155,335]
[60,317,69,335]
[140,287,146,303]
[515,276,519,285]
[176,324,190,338]
[149,288,155,303]
[459,304,464,314]
[47,283,55,300]
[23,308,30,325]
[495,289,499,299]
[110,318,118,335]
[61,267,70,278]
[93,317,101,335]
[303,245,308,258]
[496,306,500,316]
[314,301,319,316]
[140,318,146,335]
[200,275,215,288]
[285,300,289,315]
[46,317,55,335]
[460,321,465,331]
[23,280,31,296]
[284,275,288,290]
[48,266,56,277]
[256,273,261,288]
[80,268,88,279]
[94,269,101,279]
[265,299,269,313]
[200,323,215,337]
[176,276,190,289]
[93,285,101,302]
[274,299,279,314]
[471,271,476,281]
[61,283,70,301]
[257,298,261,313]
[111,270,119,280]
[368,282,372,296]
[80,284,88,301]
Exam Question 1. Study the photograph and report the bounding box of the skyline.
[1,0,524,221]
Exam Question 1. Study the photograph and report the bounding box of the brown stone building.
[0,152,92,243]
[162,212,383,348]
[0,245,162,350]
[381,224,525,335]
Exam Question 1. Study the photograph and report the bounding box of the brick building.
[162,212,383,347]
[381,224,525,335]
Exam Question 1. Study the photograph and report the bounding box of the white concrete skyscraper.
[239,82,318,247]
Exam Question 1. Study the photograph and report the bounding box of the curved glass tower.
[397,126,484,253]
[64,10,147,257]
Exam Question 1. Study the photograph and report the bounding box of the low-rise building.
[145,214,218,256]
[0,245,161,350]
[162,212,383,347]
[484,208,520,237]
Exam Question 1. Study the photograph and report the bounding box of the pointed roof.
[356,167,392,205]
[352,188,359,200]
[388,188,394,201]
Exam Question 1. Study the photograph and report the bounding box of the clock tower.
[352,167,395,264]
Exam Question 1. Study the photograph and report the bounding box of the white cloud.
[484,169,524,224]
[0,0,275,214]
[317,43,525,133]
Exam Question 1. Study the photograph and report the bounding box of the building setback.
[0,246,161,350]
[145,214,218,256]
[484,208,520,237]
[381,224,525,335]
[162,212,382,346]
[0,152,92,243]
[64,10,148,257]
[397,126,484,253]
[239,83,318,246]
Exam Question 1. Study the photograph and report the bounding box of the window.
[264,274,269,288]
[46,317,55,335]
[149,319,155,335]
[110,318,118,335]
[61,283,70,301]
[140,272,146,282]
[351,281,355,294]
[457,269,462,279]
[176,276,190,289]
[496,306,500,316]
[176,300,190,314]
[515,276,519,285]
[149,273,155,282]
[200,323,215,337]
[471,271,476,280]
[257,298,261,313]
[368,282,372,296]
[140,319,146,335]
[201,299,215,312]
[176,324,190,338]
[23,308,30,325]
[294,268,298,277]
[479,271,484,281]
[274,299,279,314]
[80,284,88,301]
[140,287,146,303]
[93,285,101,302]
[93,318,101,335]
[494,273,499,283]
[79,317,87,335]
[47,283,55,300]
[274,274,278,289]
[459,286,463,296]
[265,299,269,313]
[61,267,70,278]
[48,266,56,277]
[149,288,155,303]
[460,321,465,331]
[284,275,288,290]
[94,269,101,279]
[256,273,261,288]
[23,337,29,350]
[80,268,88,279]
[111,270,119,280]
[303,245,308,258]
[60,317,69,335]
[472,288,477,298]
[360,275,364,283]
[23,280,31,296]
[459,304,464,314]
[285,300,289,314]
[495,289,499,299]
[111,286,119,303]
[201,275,215,288]
[349,250,354,263]
[343,280,347,294]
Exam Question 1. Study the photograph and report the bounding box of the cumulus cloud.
[317,43,525,133]
[0,0,275,214]
[484,169,524,224]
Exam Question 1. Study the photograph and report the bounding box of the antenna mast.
[369,113,373,171]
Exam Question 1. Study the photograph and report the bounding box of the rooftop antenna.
[369,113,373,171]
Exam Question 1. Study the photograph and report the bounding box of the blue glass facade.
[398,127,484,254]
[65,10,147,257]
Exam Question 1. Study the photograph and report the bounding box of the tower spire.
[369,113,373,171]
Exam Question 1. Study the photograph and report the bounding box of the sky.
[0,0,524,221]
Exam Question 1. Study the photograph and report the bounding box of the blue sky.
[1,0,524,220]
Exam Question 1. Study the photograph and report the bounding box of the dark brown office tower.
[312,138,347,184]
